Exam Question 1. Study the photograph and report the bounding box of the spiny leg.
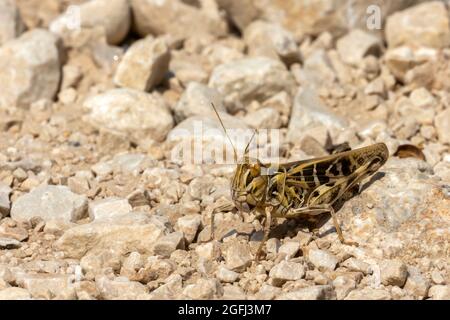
[255,206,272,261]
[286,205,358,246]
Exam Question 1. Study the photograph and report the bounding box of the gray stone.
[404,266,430,298]
[0,238,21,249]
[380,260,408,287]
[209,57,296,113]
[18,274,76,300]
[11,185,88,224]
[428,285,450,300]
[0,0,24,46]
[287,88,347,143]
[216,0,261,31]
[0,29,61,109]
[386,2,450,49]
[153,232,185,257]
[345,287,391,300]
[96,275,149,300]
[88,197,132,221]
[55,213,168,259]
[332,275,357,300]
[269,261,305,286]
[224,241,253,272]
[435,109,450,145]
[51,0,130,45]
[243,108,282,129]
[172,82,225,123]
[276,285,336,300]
[308,249,339,271]
[83,88,173,143]
[182,278,223,300]
[114,36,170,91]
[0,182,12,218]
[216,265,239,283]
[175,214,202,244]
[0,287,31,300]
[341,258,371,275]
[131,0,227,39]
[244,20,299,64]
[337,29,382,66]
[278,241,300,259]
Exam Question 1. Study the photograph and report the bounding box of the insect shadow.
[253,170,387,242]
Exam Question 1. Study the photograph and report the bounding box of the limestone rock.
[0,29,61,109]
[0,0,25,46]
[11,185,88,224]
[114,36,170,91]
[386,2,450,49]
[336,29,382,66]
[83,89,173,143]
[209,57,296,113]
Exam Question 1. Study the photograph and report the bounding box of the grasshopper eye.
[249,163,260,176]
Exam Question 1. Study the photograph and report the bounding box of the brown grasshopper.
[211,103,388,259]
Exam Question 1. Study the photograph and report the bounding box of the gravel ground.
[0,0,449,300]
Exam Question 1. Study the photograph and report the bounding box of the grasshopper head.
[231,156,267,213]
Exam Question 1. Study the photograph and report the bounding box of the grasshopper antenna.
[211,102,238,163]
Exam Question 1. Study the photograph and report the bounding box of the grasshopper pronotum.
[211,103,388,259]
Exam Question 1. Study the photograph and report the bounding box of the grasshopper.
[210,103,388,259]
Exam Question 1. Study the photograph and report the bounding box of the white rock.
[0,238,21,249]
[431,270,446,285]
[182,278,223,300]
[428,285,450,300]
[216,0,260,31]
[287,88,347,143]
[147,274,183,299]
[131,0,227,39]
[224,242,253,272]
[88,197,132,221]
[153,232,185,257]
[175,214,202,244]
[244,20,299,64]
[345,287,391,300]
[11,185,88,224]
[435,109,450,145]
[55,213,168,259]
[332,275,357,300]
[404,266,430,298]
[243,108,282,129]
[0,287,31,300]
[0,182,12,218]
[216,265,239,283]
[50,0,130,45]
[222,284,246,300]
[114,36,170,91]
[386,1,450,49]
[380,259,408,287]
[209,57,296,113]
[0,29,61,109]
[337,29,382,66]
[172,82,225,123]
[167,114,248,165]
[385,46,437,82]
[0,0,24,45]
[256,284,281,300]
[269,261,305,286]
[18,274,76,300]
[278,241,300,259]
[341,258,371,275]
[308,249,339,271]
[83,88,173,143]
[96,275,149,300]
[80,249,122,275]
[276,285,336,300]
[195,241,221,261]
